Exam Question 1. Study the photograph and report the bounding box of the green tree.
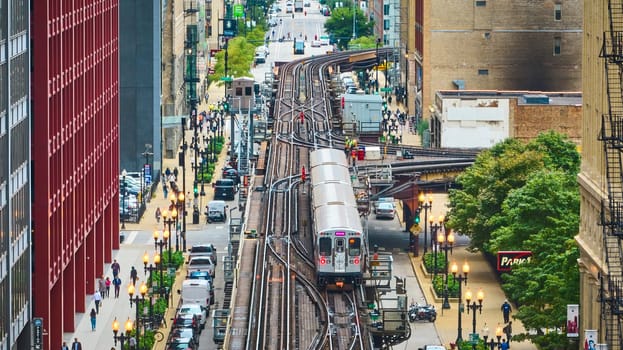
[446,132,581,350]
[324,6,373,50]
[211,28,265,84]
[446,138,543,251]
[349,35,378,49]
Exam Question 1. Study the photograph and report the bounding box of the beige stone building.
[576,1,622,348]
[404,0,582,121]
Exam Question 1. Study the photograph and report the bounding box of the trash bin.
[193,209,200,224]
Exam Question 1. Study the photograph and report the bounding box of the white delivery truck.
[180,279,211,310]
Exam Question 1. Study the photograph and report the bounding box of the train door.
[334,238,346,273]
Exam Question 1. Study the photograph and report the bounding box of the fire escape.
[599,1,623,348]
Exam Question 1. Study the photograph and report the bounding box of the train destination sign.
[497,251,532,272]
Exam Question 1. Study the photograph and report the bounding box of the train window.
[336,238,345,253]
[348,238,361,256]
[319,237,332,256]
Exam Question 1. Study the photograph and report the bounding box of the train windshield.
[319,237,332,256]
[348,238,361,256]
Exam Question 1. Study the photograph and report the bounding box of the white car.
[311,40,321,47]
[187,257,216,277]
[178,303,208,329]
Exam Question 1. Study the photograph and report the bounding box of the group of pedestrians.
[499,300,513,350]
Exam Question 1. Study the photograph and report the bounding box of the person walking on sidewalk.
[500,339,509,350]
[130,266,138,286]
[113,276,122,298]
[98,275,107,298]
[71,338,82,350]
[61,341,69,350]
[93,290,102,314]
[111,259,121,278]
[105,277,111,297]
[155,207,161,223]
[504,321,513,345]
[501,299,512,323]
[89,308,97,331]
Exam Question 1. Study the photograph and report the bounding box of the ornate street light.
[439,228,455,310]
[112,317,133,349]
[465,288,485,350]
[452,260,470,343]
[128,281,147,349]
[418,192,433,254]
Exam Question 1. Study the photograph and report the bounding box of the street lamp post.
[418,192,433,254]
[154,230,169,298]
[171,192,185,250]
[128,282,147,349]
[438,229,455,310]
[143,252,159,289]
[121,169,127,229]
[452,260,470,343]
[162,207,177,264]
[429,215,444,280]
[376,38,381,93]
[112,317,134,349]
[465,288,485,350]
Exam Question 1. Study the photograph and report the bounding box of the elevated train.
[309,148,367,289]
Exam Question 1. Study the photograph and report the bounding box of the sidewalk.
[377,70,421,147]
[63,78,231,350]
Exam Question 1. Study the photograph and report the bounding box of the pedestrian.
[111,259,120,278]
[113,276,122,298]
[130,266,138,286]
[105,277,111,297]
[165,167,171,177]
[500,339,509,350]
[129,336,137,350]
[504,321,513,344]
[98,275,106,298]
[163,183,168,199]
[61,341,69,350]
[71,338,82,350]
[501,299,512,323]
[89,308,97,331]
[93,290,102,314]
[155,207,161,223]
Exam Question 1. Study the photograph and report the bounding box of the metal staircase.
[598,1,623,348]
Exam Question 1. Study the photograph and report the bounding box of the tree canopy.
[210,27,266,85]
[323,6,373,50]
[446,131,580,348]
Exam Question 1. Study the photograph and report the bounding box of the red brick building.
[31,1,120,349]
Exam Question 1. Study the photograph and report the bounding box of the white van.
[180,279,211,309]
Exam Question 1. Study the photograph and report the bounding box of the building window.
[475,0,486,6]
[554,4,562,20]
[235,87,243,96]
[245,86,252,95]
[554,37,561,55]
[478,69,489,75]
[383,4,390,15]
[384,19,390,30]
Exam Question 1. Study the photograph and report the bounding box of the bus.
[294,39,305,54]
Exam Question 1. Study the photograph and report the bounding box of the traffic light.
[414,208,421,224]
[193,181,199,198]
[223,101,230,112]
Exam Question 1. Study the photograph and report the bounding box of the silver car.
[187,257,215,278]
[178,303,208,329]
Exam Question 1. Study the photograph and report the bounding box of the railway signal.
[301,166,306,182]
[299,111,304,123]
[341,96,345,109]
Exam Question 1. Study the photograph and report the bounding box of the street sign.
[33,318,43,349]
[220,76,233,82]
[144,164,152,186]
[469,333,480,345]
[223,19,237,38]
[380,87,393,92]
[233,4,244,18]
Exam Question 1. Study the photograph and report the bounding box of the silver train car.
[309,148,366,289]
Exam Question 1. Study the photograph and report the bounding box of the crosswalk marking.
[124,231,138,244]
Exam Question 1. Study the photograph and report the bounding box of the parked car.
[188,244,217,265]
[171,313,201,335]
[402,149,414,159]
[178,303,208,329]
[167,336,197,350]
[187,257,216,277]
[169,327,199,348]
[206,200,228,223]
[188,271,215,303]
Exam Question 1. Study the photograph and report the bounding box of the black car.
[171,314,201,336]
[222,167,240,184]
[169,328,199,348]
[402,149,414,159]
[166,338,196,350]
